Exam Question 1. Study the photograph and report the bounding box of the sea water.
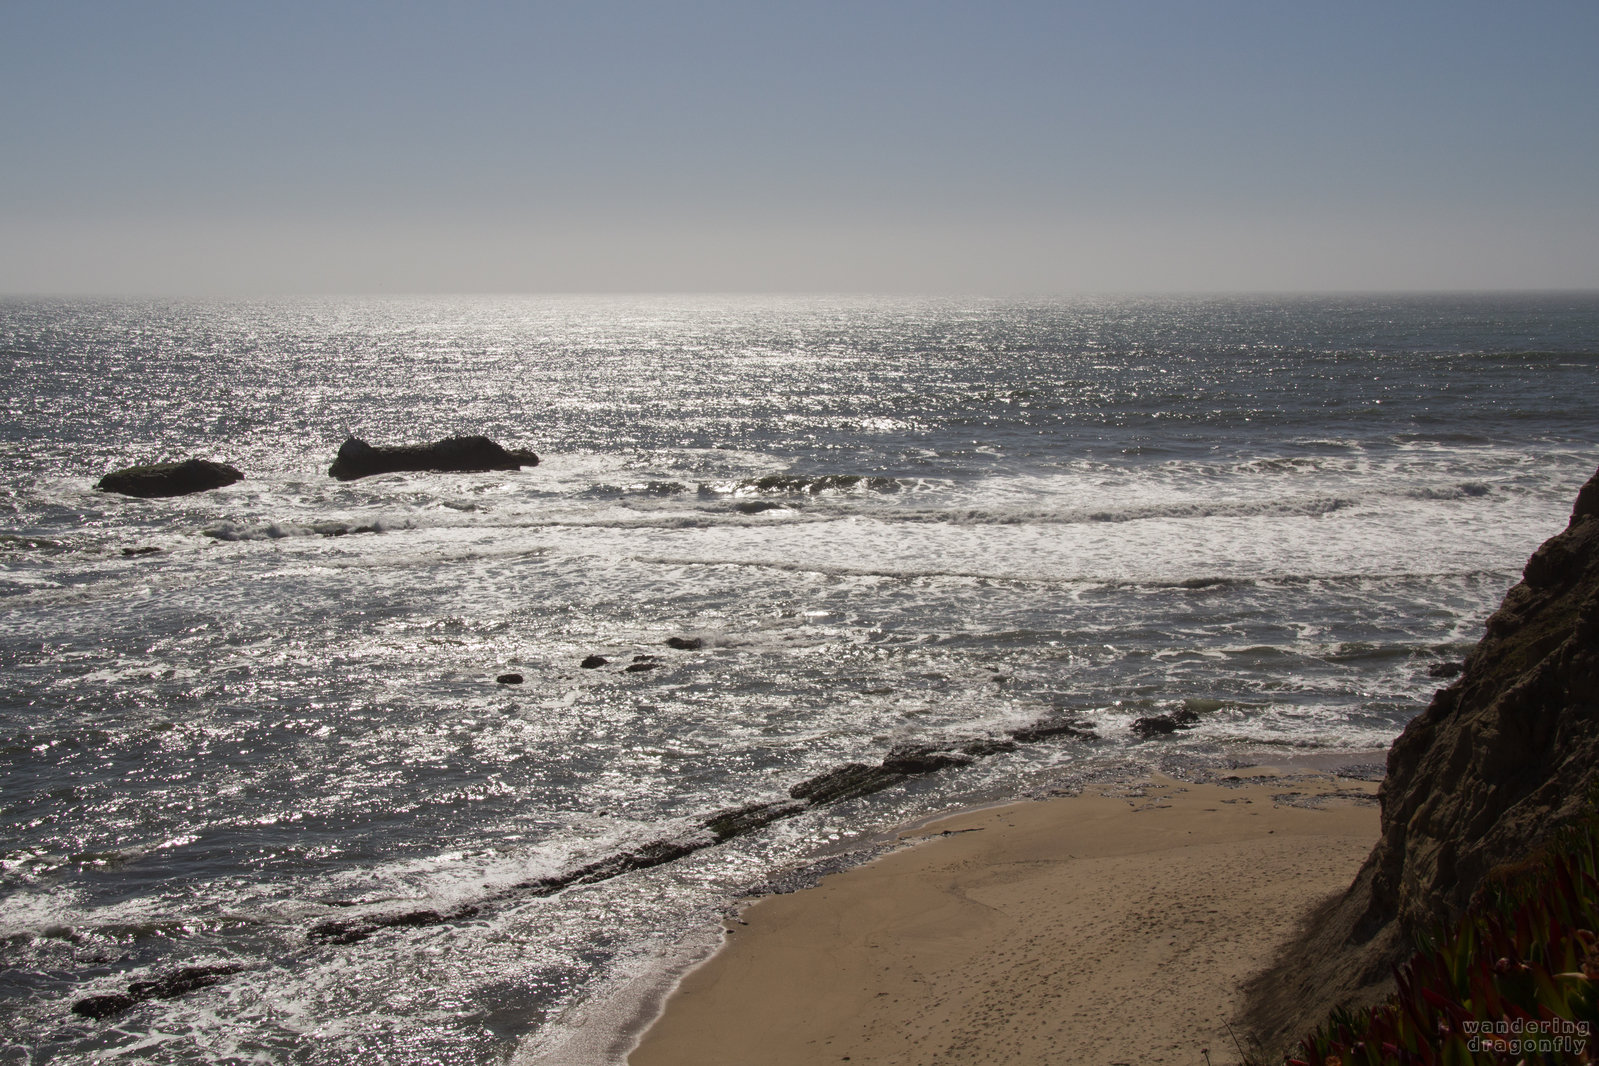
[1,294,1595,1064]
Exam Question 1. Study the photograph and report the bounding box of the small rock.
[97,459,244,498]
[665,636,704,651]
[1132,715,1178,738]
[625,662,657,673]
[122,546,163,556]
[580,655,608,669]
[496,673,524,685]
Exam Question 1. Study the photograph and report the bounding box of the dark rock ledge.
[96,459,243,498]
[327,435,539,481]
[72,963,246,1020]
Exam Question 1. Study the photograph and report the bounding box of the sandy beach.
[628,768,1380,1066]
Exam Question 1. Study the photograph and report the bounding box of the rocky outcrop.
[1245,466,1599,1052]
[72,963,245,1019]
[327,436,539,481]
[96,459,243,498]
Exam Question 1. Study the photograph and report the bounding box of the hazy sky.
[4,1,1597,295]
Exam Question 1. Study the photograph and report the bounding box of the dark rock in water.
[665,636,704,651]
[1245,465,1599,1054]
[790,735,1024,806]
[506,837,711,901]
[314,522,381,538]
[559,840,702,890]
[97,459,244,498]
[580,655,609,669]
[308,905,478,945]
[496,673,524,685]
[789,762,907,805]
[632,654,657,662]
[1131,709,1200,738]
[881,743,975,775]
[1131,715,1177,738]
[326,435,539,481]
[958,737,1019,758]
[1008,718,1095,744]
[701,799,806,842]
[71,963,246,1020]
[71,992,138,1019]
[1426,660,1464,679]
[121,546,163,556]
[127,964,246,1001]
[624,661,657,673]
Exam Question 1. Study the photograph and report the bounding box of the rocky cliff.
[1246,466,1599,1052]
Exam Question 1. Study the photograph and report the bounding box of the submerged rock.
[96,459,244,498]
[957,737,1020,758]
[71,963,246,1020]
[70,992,137,1020]
[308,906,477,945]
[701,799,807,842]
[788,762,907,805]
[880,743,975,775]
[580,655,609,669]
[1131,708,1200,738]
[665,636,704,651]
[1007,718,1095,744]
[326,436,539,481]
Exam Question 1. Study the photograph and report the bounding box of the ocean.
[1,293,1595,1064]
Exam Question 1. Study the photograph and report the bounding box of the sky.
[3,1,1597,295]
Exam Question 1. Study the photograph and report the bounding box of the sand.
[627,769,1379,1066]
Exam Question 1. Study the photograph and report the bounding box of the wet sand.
[628,770,1379,1066]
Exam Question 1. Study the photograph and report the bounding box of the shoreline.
[617,759,1382,1066]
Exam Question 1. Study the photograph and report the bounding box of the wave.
[180,475,1515,547]
[626,552,1509,591]
[714,473,906,496]
[577,480,691,499]
[0,533,75,556]
[576,473,914,504]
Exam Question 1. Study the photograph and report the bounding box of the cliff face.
[1246,466,1599,1051]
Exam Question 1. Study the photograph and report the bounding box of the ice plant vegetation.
[1292,810,1599,1065]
